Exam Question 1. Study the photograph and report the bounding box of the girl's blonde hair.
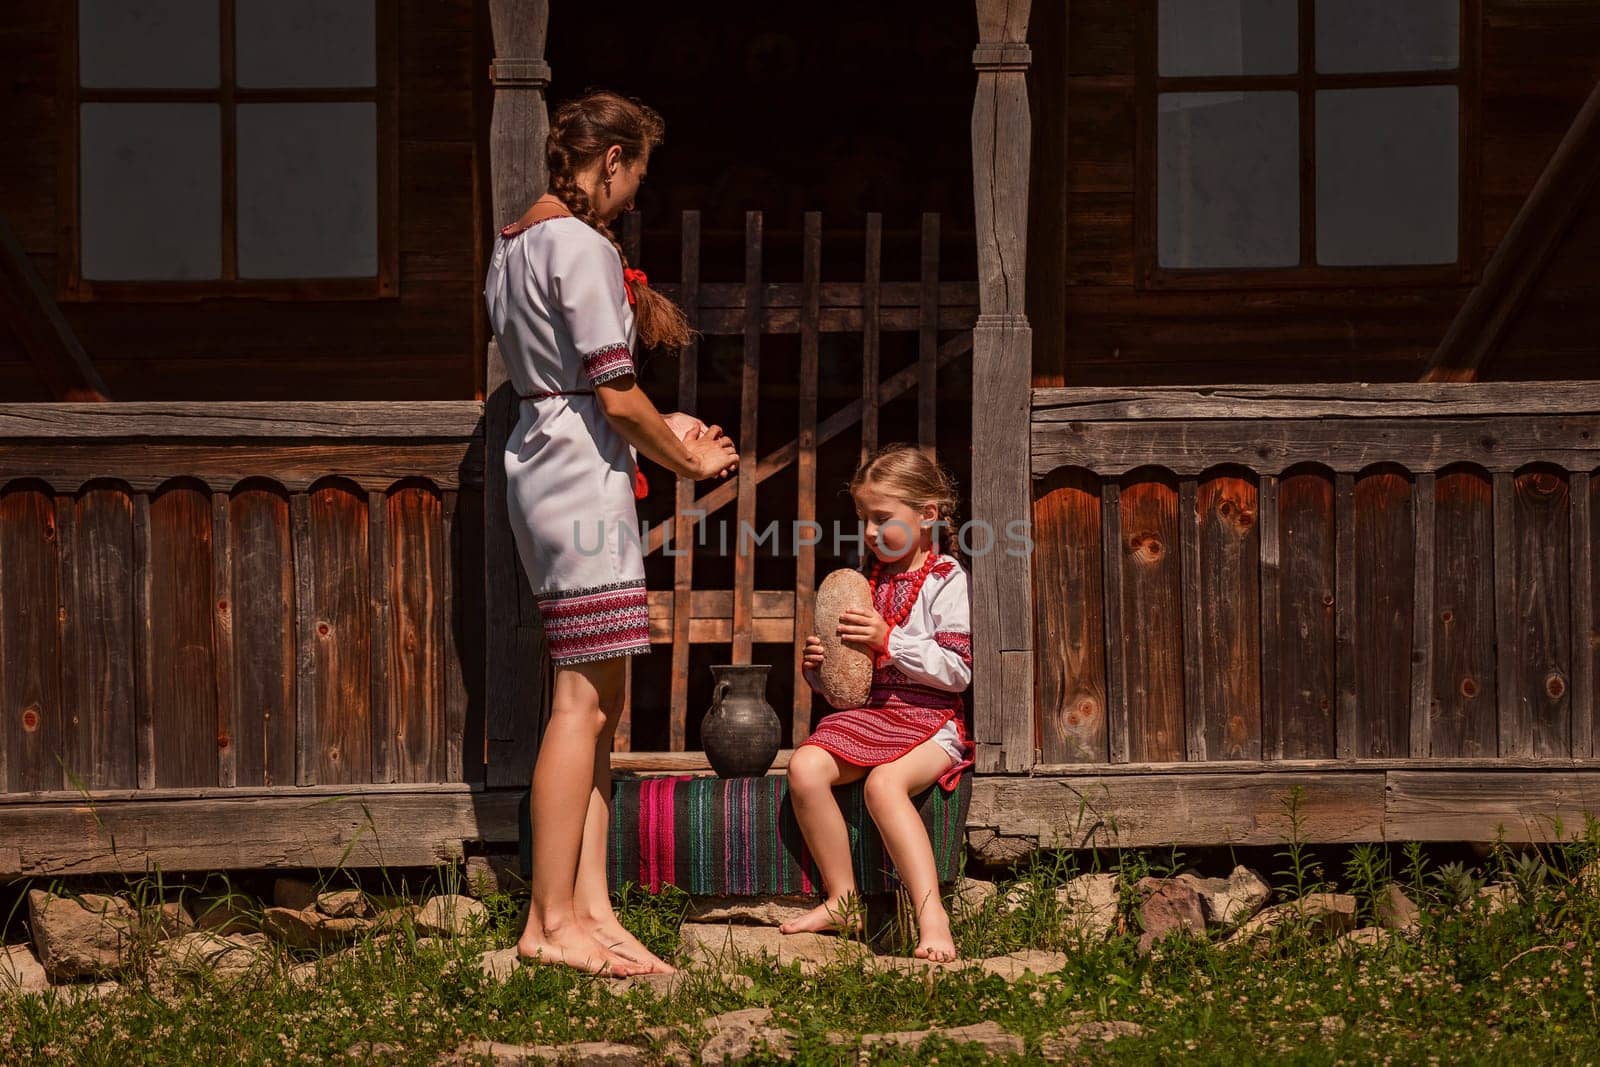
[849,443,965,564]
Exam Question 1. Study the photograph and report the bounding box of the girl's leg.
[517,657,647,976]
[572,687,676,972]
[779,744,869,935]
[862,739,960,961]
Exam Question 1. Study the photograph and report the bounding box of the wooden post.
[970,0,1036,772]
[484,0,551,787]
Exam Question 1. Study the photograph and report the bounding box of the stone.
[1057,873,1120,939]
[1000,880,1034,913]
[448,1040,651,1066]
[1377,884,1421,933]
[27,890,138,980]
[678,923,871,971]
[262,907,367,951]
[839,1021,1023,1056]
[1135,878,1206,955]
[273,877,318,911]
[699,1008,793,1065]
[1334,927,1394,952]
[192,896,256,936]
[154,901,196,938]
[0,944,50,994]
[1040,1020,1145,1060]
[45,981,121,1006]
[684,896,815,927]
[946,877,997,917]
[316,890,372,919]
[814,568,875,708]
[476,947,521,983]
[150,931,268,983]
[869,949,1066,981]
[372,904,421,934]
[417,894,487,937]
[462,855,528,898]
[1227,893,1358,945]
[965,829,1037,867]
[1176,866,1271,927]
[1477,883,1517,915]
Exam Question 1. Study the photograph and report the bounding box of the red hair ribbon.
[622,267,648,306]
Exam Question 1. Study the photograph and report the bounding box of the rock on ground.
[1057,873,1120,940]
[1477,883,1517,915]
[699,1008,793,1065]
[262,907,369,951]
[678,923,871,970]
[1,944,50,994]
[946,877,998,917]
[1040,1020,1145,1060]
[273,877,318,911]
[193,897,256,936]
[869,949,1067,981]
[150,931,271,983]
[315,890,372,919]
[683,896,815,927]
[1177,866,1271,927]
[838,1021,1023,1056]
[1228,893,1358,945]
[417,894,487,937]
[1136,878,1206,955]
[464,854,527,899]
[1377,884,1421,933]
[446,1040,650,1066]
[28,890,138,980]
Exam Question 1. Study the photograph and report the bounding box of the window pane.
[1316,87,1458,266]
[80,103,220,280]
[1158,0,1298,77]
[1158,92,1299,268]
[1316,0,1459,73]
[79,0,218,88]
[235,0,375,88]
[237,103,377,278]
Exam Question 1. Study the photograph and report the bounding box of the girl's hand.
[836,609,890,659]
[662,411,707,441]
[802,634,825,671]
[685,423,738,480]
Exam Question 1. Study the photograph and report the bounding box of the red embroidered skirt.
[800,673,974,792]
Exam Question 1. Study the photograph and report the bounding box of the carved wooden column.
[970,0,1036,772]
[484,0,551,787]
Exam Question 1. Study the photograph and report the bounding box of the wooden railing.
[0,403,482,795]
[1030,383,1600,769]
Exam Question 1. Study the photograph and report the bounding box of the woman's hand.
[836,609,890,659]
[662,411,706,441]
[684,423,739,481]
[802,634,825,671]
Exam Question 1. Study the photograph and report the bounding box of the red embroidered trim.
[932,630,973,662]
[582,343,635,385]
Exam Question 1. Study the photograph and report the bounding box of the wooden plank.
[1032,416,1600,476]
[1258,475,1282,760]
[1410,473,1437,758]
[229,487,299,789]
[668,211,702,754]
[1032,382,1600,420]
[442,489,465,783]
[861,213,882,462]
[1433,469,1497,757]
[1386,770,1600,841]
[0,401,484,439]
[967,772,1387,848]
[1276,470,1336,759]
[149,485,216,788]
[133,494,155,790]
[369,491,393,783]
[290,494,318,786]
[456,489,485,785]
[52,497,80,788]
[1494,471,1522,756]
[1197,472,1262,761]
[1514,470,1573,757]
[612,750,793,774]
[919,212,939,451]
[1179,478,1204,761]
[379,486,443,782]
[307,486,374,785]
[1574,472,1594,758]
[1001,649,1035,769]
[1334,473,1357,759]
[0,486,63,792]
[1100,483,1129,763]
[1033,469,1108,764]
[0,443,481,493]
[63,487,136,789]
[732,211,762,666]
[212,493,237,788]
[793,212,821,743]
[1354,469,1413,759]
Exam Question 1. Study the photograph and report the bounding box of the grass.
[5,820,1600,1064]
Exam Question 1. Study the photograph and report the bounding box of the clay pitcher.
[701,664,781,778]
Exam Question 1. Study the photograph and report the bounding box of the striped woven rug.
[517,774,971,896]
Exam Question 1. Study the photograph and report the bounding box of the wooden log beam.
[0,217,109,401]
[1422,77,1600,382]
[1032,382,1600,421]
[0,400,484,439]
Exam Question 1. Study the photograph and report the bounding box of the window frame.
[57,0,400,302]
[1134,0,1481,290]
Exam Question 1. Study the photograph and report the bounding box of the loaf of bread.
[813,568,875,709]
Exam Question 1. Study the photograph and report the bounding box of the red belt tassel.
[632,459,649,500]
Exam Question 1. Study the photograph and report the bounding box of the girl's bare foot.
[579,913,677,974]
[911,908,958,963]
[779,895,865,937]
[516,924,648,977]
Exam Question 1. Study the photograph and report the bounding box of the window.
[1138,0,1477,287]
[61,0,397,300]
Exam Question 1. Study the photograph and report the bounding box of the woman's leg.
[571,682,676,972]
[779,744,869,935]
[862,739,960,961]
[517,657,647,976]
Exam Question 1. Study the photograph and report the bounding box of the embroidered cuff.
[933,630,973,663]
[582,342,636,385]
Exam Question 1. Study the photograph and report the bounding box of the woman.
[483,89,738,977]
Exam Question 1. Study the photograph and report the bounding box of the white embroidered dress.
[482,215,651,666]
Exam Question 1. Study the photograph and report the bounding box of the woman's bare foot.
[779,895,865,937]
[516,923,648,977]
[911,908,958,963]
[579,913,677,974]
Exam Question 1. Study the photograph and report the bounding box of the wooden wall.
[0,1,483,402]
[1029,0,1600,387]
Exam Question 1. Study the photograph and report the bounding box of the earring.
[603,175,612,196]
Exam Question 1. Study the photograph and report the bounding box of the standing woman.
[484,89,738,976]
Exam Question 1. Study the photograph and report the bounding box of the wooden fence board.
[1514,470,1573,758]
[211,493,236,788]
[1259,475,1282,759]
[793,212,821,742]
[388,486,444,783]
[732,212,761,666]
[228,487,296,787]
[1197,471,1262,761]
[1410,473,1437,757]
[1433,468,1497,757]
[149,484,216,788]
[1386,770,1600,841]
[63,487,136,789]
[0,486,62,792]
[919,213,939,451]
[861,214,882,463]
[304,486,371,785]
[1577,472,1596,758]
[1119,472,1183,763]
[1277,469,1336,759]
[1335,473,1357,759]
[667,211,701,753]
[1354,469,1413,758]
[1101,483,1129,763]
[1033,469,1107,764]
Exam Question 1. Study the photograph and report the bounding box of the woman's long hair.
[546,89,694,353]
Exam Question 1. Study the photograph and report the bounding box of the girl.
[783,443,975,962]
[484,89,739,977]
